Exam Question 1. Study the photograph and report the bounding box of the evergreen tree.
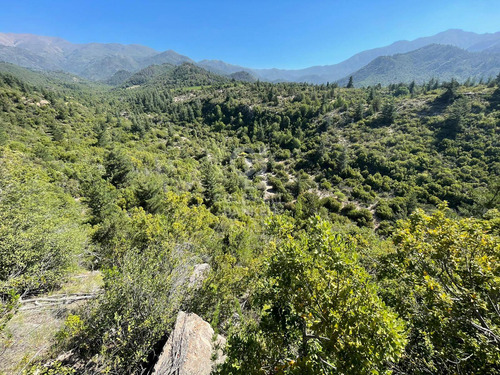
[381,100,396,124]
[346,76,354,88]
[441,78,460,102]
[354,100,364,121]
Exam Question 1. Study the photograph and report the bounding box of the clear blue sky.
[1,0,499,69]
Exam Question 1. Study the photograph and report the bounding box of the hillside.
[122,63,230,88]
[229,70,257,82]
[0,33,193,80]
[104,69,133,85]
[118,63,176,86]
[0,67,499,374]
[339,44,500,86]
[0,61,110,94]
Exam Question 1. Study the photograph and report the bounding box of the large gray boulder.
[152,311,226,375]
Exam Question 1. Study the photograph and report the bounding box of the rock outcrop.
[152,311,226,375]
[188,263,211,289]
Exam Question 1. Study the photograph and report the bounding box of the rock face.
[153,311,226,375]
[188,263,211,289]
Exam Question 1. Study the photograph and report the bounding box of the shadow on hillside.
[416,96,449,117]
[487,87,500,111]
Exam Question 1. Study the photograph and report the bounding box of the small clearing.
[0,270,102,374]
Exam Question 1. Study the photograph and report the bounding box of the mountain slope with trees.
[339,44,500,86]
[0,65,499,374]
[0,33,193,80]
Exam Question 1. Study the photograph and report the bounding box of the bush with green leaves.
[378,205,500,374]
[62,195,218,373]
[220,217,406,374]
[0,150,88,296]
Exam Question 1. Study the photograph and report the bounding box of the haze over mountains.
[0,29,499,85]
[0,33,193,80]
[337,44,500,86]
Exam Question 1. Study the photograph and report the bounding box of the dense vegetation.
[0,64,499,374]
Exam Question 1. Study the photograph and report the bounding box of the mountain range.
[0,33,193,80]
[198,29,500,84]
[0,29,499,85]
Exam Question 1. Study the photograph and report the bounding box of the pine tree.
[346,76,354,88]
[381,100,396,124]
[354,101,364,121]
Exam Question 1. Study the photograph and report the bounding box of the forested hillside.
[0,64,499,374]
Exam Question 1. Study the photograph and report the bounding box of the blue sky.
[1,0,499,69]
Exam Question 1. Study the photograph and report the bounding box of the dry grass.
[0,270,102,374]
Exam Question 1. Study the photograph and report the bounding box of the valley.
[0,60,498,373]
